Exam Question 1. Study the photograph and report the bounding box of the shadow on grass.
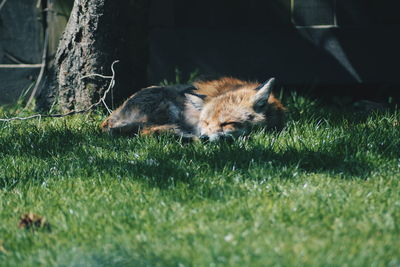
[1,111,398,192]
[102,144,374,187]
[0,134,377,191]
[0,127,95,158]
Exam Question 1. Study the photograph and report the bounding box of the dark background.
[149,0,400,101]
[1,0,400,105]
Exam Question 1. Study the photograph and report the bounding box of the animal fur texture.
[100,84,201,138]
[100,77,285,141]
[188,77,285,141]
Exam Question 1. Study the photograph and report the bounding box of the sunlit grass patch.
[0,94,399,266]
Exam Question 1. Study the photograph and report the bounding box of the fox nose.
[199,135,209,142]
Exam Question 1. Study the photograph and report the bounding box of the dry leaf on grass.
[18,213,51,232]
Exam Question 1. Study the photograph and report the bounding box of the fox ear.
[253,78,275,108]
[185,93,205,110]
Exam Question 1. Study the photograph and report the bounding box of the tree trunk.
[38,0,150,112]
[47,0,74,68]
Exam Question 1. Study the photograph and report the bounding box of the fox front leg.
[140,124,199,142]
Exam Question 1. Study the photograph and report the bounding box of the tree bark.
[38,0,150,112]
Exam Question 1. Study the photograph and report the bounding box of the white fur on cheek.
[209,133,222,142]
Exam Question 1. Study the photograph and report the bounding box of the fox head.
[187,78,283,141]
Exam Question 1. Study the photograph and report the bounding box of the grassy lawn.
[0,95,399,266]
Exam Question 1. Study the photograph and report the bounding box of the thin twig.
[0,60,119,122]
[80,60,118,114]
[26,29,49,108]
[80,73,113,79]
[0,0,7,11]
[0,64,43,68]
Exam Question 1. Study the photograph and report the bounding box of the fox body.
[100,84,201,137]
[101,77,285,141]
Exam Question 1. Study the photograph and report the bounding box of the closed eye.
[220,121,242,127]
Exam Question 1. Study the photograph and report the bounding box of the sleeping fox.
[100,77,285,141]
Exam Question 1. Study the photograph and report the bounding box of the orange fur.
[189,77,286,141]
[140,124,180,135]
